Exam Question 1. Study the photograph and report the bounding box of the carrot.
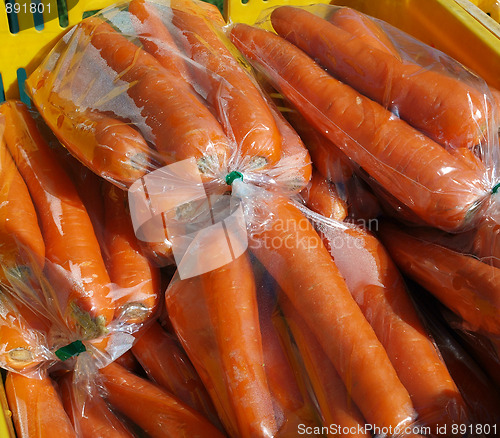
[264,95,312,191]
[129,0,190,81]
[248,195,415,429]
[131,321,219,424]
[100,362,225,438]
[102,182,160,324]
[0,124,45,278]
[171,2,282,168]
[26,74,156,189]
[165,274,240,436]
[254,267,319,433]
[271,6,490,150]
[59,372,134,438]
[328,7,399,56]
[230,23,488,231]
[378,221,500,336]
[1,100,114,337]
[323,223,469,431]
[280,295,369,438]
[300,171,347,221]
[81,17,230,174]
[284,107,353,183]
[5,372,76,438]
[200,253,277,438]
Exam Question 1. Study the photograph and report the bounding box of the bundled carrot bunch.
[1,0,500,437]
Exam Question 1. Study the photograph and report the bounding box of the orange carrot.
[378,221,500,336]
[248,195,416,429]
[129,0,190,81]
[131,321,219,423]
[81,17,230,174]
[254,268,319,433]
[300,171,347,221]
[6,372,76,438]
[323,223,469,431]
[272,6,490,150]
[280,295,369,437]
[230,23,488,231]
[165,274,240,436]
[59,372,134,438]
[102,182,160,324]
[200,253,277,438]
[100,362,225,438]
[0,122,45,278]
[328,7,399,56]
[172,3,282,168]
[1,100,114,336]
[26,76,156,189]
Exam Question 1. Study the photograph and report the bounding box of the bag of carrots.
[228,3,500,234]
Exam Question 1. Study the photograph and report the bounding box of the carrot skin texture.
[230,23,488,232]
[102,182,160,324]
[171,5,282,167]
[200,253,277,438]
[1,101,114,333]
[100,362,225,438]
[248,195,416,429]
[272,6,489,150]
[378,222,500,336]
[131,321,219,423]
[81,17,230,171]
[280,296,369,437]
[6,372,77,438]
[59,373,134,438]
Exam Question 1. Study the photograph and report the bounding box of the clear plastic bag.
[228,3,500,233]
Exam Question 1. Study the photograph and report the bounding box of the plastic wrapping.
[229,4,500,233]
[5,0,497,436]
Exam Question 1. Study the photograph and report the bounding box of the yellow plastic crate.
[0,0,118,102]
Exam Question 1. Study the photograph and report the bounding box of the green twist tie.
[225,171,243,186]
[492,182,500,194]
[55,340,86,361]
